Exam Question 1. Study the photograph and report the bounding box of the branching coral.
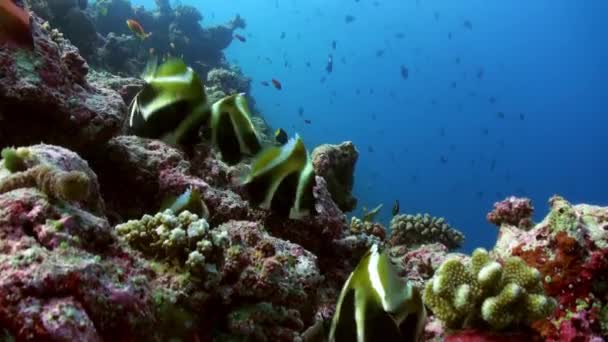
[423,248,556,331]
[0,164,90,202]
[389,213,464,250]
[116,210,228,280]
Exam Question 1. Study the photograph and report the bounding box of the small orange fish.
[126,19,151,40]
[271,79,282,90]
[234,34,246,42]
[0,0,33,48]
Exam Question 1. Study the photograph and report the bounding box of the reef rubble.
[0,2,607,341]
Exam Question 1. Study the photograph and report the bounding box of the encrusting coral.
[0,164,91,202]
[389,213,465,250]
[423,248,556,331]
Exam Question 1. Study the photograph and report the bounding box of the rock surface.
[0,14,125,153]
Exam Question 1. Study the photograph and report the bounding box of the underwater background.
[130,0,608,251]
[3,0,608,339]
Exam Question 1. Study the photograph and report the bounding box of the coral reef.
[487,196,534,229]
[311,142,358,212]
[389,213,465,250]
[2,3,607,340]
[423,248,556,332]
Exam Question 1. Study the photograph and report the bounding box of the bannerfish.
[127,58,208,146]
[126,19,152,40]
[275,128,288,145]
[243,135,315,219]
[329,244,426,342]
[392,200,400,216]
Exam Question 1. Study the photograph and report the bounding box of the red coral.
[512,231,608,340]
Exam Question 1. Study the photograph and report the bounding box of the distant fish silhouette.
[345,15,356,23]
[271,79,282,90]
[400,65,409,80]
[463,20,473,30]
[326,54,333,73]
[234,33,246,42]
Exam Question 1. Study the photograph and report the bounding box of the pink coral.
[487,196,534,228]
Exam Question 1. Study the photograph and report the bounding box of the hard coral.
[487,196,534,229]
[389,213,465,250]
[423,248,556,331]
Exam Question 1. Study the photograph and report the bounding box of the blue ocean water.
[131,0,607,251]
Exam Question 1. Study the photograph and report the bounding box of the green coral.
[423,248,556,330]
[1,147,29,173]
[115,210,228,279]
